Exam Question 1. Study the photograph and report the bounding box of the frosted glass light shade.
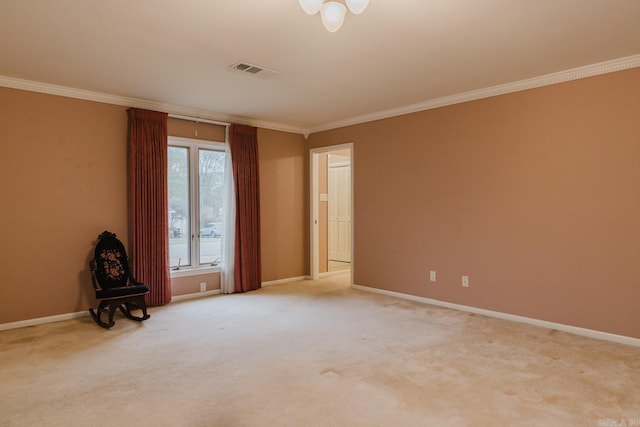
[298,0,324,15]
[321,2,347,32]
[345,0,369,14]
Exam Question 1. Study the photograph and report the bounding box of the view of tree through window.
[199,149,225,265]
[168,140,225,269]
[168,146,190,267]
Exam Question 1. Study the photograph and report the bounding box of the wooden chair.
[88,231,150,329]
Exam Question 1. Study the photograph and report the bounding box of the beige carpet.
[1,273,639,426]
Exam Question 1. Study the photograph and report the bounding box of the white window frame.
[168,136,226,277]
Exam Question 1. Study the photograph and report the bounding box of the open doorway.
[310,144,353,283]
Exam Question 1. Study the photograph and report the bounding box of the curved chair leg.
[90,296,149,328]
[119,296,150,322]
[89,301,116,329]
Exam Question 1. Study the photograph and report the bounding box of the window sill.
[170,266,221,278]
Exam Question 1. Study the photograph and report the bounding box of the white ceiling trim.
[1,53,639,137]
[0,75,306,135]
[306,54,640,135]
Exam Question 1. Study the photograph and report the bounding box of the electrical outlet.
[461,275,469,288]
[199,282,206,292]
[429,271,437,282]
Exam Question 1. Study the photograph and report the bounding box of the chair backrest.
[93,231,131,289]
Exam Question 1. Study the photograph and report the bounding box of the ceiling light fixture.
[298,0,369,32]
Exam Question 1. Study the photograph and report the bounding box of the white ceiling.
[1,0,640,134]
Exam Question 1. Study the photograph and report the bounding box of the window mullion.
[190,147,200,267]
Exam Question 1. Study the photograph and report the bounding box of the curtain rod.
[168,113,230,127]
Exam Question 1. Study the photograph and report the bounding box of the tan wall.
[0,88,308,324]
[328,149,351,162]
[258,128,308,282]
[171,272,221,295]
[168,118,225,141]
[0,87,128,324]
[308,68,640,338]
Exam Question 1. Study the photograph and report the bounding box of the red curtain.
[127,108,171,305]
[229,124,262,293]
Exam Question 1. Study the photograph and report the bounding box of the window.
[168,137,226,270]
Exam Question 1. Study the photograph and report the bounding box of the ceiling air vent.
[228,61,278,79]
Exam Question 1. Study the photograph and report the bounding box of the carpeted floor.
[328,260,351,272]
[1,273,639,426]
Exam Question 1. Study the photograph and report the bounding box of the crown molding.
[2,53,639,138]
[0,75,306,136]
[306,53,640,135]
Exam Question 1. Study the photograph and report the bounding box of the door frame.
[309,143,354,283]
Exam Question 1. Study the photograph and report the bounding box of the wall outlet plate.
[200,282,206,292]
[430,271,436,282]
[462,275,470,287]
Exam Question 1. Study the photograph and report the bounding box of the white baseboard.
[351,284,640,347]
[171,289,221,302]
[1,290,223,331]
[1,278,306,330]
[262,276,310,287]
[0,311,90,331]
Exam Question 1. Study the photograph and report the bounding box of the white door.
[328,164,351,262]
